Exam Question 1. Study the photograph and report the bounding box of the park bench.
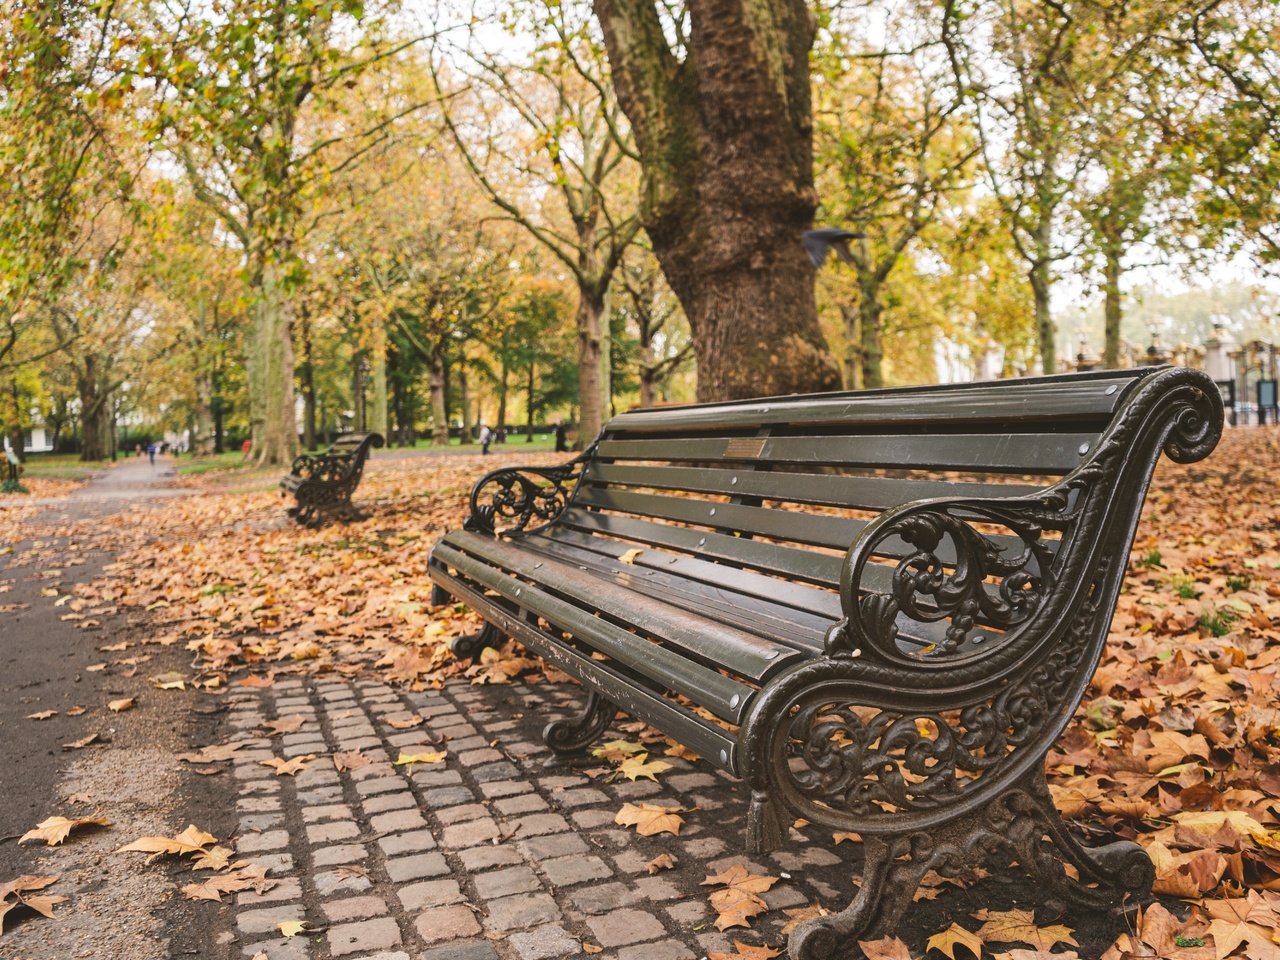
[427,366,1222,958]
[279,432,383,526]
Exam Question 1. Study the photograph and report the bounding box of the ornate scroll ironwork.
[282,433,383,527]
[542,690,618,767]
[784,767,1154,960]
[463,447,595,537]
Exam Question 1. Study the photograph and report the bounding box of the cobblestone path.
[225,676,859,960]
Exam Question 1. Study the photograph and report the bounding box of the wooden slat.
[523,533,833,651]
[426,566,740,771]
[606,368,1147,433]
[440,533,801,695]
[595,431,1097,475]
[561,508,844,586]
[581,462,1044,512]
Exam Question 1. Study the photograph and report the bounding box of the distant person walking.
[147,442,157,467]
[479,424,492,455]
[241,438,252,461]
[554,421,568,453]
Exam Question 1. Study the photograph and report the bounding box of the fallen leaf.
[107,698,134,713]
[177,741,248,764]
[385,714,423,730]
[66,706,86,716]
[582,945,603,955]
[332,751,368,772]
[260,716,305,736]
[277,919,307,937]
[592,739,647,761]
[117,824,218,862]
[190,846,234,871]
[613,753,673,782]
[62,733,100,750]
[646,853,677,874]
[927,923,984,960]
[618,548,645,565]
[26,711,56,720]
[238,674,275,688]
[19,815,110,846]
[972,909,1078,951]
[394,751,447,767]
[615,802,684,837]
[702,864,779,931]
[859,938,914,960]
[151,672,186,690]
[708,942,782,960]
[783,903,832,935]
[260,756,314,776]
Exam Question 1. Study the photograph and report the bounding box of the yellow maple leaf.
[702,864,779,931]
[259,755,314,776]
[927,923,983,960]
[277,919,308,937]
[972,909,1078,951]
[613,753,673,782]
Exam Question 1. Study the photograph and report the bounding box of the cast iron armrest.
[463,447,596,537]
[823,492,1068,665]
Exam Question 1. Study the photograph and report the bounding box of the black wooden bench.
[427,367,1222,957]
[279,432,383,526]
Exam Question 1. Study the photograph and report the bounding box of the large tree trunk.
[78,357,106,462]
[576,293,605,443]
[299,306,317,451]
[1102,240,1123,369]
[429,350,449,446]
[594,0,840,401]
[458,360,472,444]
[1030,217,1056,375]
[250,260,298,466]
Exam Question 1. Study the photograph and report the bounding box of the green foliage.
[1139,549,1164,569]
[1170,574,1199,599]
[1199,607,1240,638]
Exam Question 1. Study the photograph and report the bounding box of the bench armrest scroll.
[464,448,595,537]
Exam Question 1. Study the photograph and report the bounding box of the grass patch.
[1199,607,1240,637]
[176,451,252,475]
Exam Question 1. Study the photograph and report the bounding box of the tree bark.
[78,356,105,462]
[194,370,216,456]
[526,361,536,442]
[1102,239,1123,369]
[594,0,840,401]
[458,360,472,444]
[429,350,449,446]
[857,288,885,389]
[576,293,605,443]
[250,260,298,466]
[1030,260,1055,375]
[369,327,388,439]
[299,305,317,451]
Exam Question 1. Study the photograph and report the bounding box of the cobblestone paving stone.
[225,676,863,959]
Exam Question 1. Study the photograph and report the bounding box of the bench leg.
[430,583,452,606]
[451,622,504,663]
[786,767,1154,960]
[542,690,617,768]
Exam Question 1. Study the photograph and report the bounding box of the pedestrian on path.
[479,424,492,455]
[554,420,568,452]
[147,442,157,467]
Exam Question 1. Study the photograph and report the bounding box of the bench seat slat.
[523,533,833,650]
[581,462,1044,511]
[426,567,740,770]
[595,431,1097,475]
[605,369,1146,433]
[560,508,844,586]
[439,533,797,702]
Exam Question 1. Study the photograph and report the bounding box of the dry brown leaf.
[61,733,100,750]
[238,674,275,688]
[702,864,779,931]
[646,853,677,874]
[107,698,134,713]
[66,706,86,716]
[260,716,305,736]
[613,753,672,782]
[394,751,446,766]
[277,919,307,937]
[782,903,831,936]
[19,815,110,846]
[582,945,603,955]
[332,751,368,772]
[859,938,915,960]
[618,548,645,565]
[615,802,684,837]
[708,942,783,960]
[260,756,314,776]
[593,739,647,761]
[117,824,218,861]
[177,741,248,764]
[385,714,424,730]
[26,710,56,720]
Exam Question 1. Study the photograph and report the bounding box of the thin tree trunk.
[458,361,471,444]
[498,335,509,430]
[194,371,216,456]
[369,327,388,439]
[526,362,536,442]
[839,304,862,389]
[353,350,367,433]
[576,293,605,444]
[250,260,298,466]
[300,306,317,451]
[429,350,449,446]
[1030,261,1055,375]
[859,293,884,389]
[1102,241,1123,369]
[4,378,23,463]
[78,357,105,462]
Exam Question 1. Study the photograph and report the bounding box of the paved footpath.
[222,676,865,960]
